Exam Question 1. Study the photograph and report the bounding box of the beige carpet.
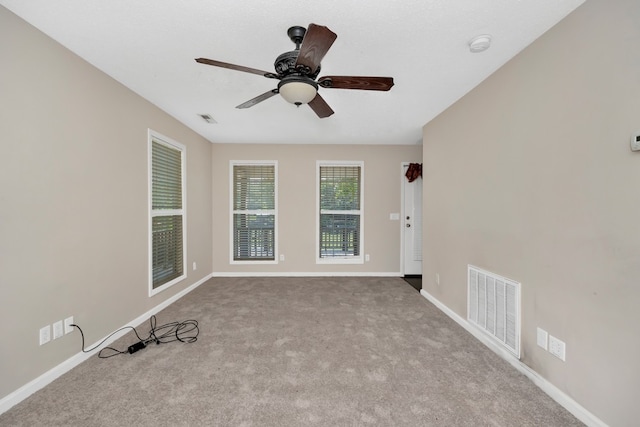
[0,277,582,426]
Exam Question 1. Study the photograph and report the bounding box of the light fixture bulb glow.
[278,78,318,105]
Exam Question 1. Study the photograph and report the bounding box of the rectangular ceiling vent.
[198,114,217,124]
[467,265,521,359]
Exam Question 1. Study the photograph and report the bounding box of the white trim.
[0,273,213,416]
[400,162,408,275]
[419,288,608,427]
[315,257,364,265]
[229,160,278,265]
[400,161,423,276]
[212,271,402,277]
[316,160,365,264]
[148,129,187,297]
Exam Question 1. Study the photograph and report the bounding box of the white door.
[403,163,422,275]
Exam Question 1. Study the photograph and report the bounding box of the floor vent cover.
[467,265,521,358]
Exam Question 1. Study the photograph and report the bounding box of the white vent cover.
[198,113,217,124]
[467,265,521,358]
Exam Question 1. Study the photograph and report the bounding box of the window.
[149,131,186,295]
[317,162,363,263]
[231,162,277,263]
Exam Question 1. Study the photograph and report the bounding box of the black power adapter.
[127,341,146,354]
[71,315,199,358]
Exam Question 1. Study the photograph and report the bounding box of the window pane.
[152,141,182,210]
[232,163,276,262]
[152,215,183,288]
[234,165,275,210]
[320,166,360,210]
[319,164,362,260]
[319,213,360,257]
[233,214,275,260]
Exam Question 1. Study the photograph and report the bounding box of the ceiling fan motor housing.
[274,50,321,78]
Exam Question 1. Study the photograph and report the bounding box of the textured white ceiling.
[1,0,585,145]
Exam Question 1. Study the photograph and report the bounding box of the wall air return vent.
[467,265,521,358]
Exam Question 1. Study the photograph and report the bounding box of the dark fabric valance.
[405,163,422,182]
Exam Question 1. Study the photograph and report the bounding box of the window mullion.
[152,209,184,217]
[320,209,361,215]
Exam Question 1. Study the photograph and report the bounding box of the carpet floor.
[0,277,582,426]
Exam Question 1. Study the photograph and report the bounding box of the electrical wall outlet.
[435,273,440,286]
[536,327,548,350]
[280,254,285,261]
[53,320,64,339]
[549,335,566,361]
[365,254,370,262]
[39,325,51,345]
[192,262,197,271]
[64,316,74,334]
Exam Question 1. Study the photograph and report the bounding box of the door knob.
[406,224,411,228]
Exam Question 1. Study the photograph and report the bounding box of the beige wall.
[422,0,640,424]
[0,7,213,400]
[14,0,632,421]
[211,144,422,274]
[0,4,421,405]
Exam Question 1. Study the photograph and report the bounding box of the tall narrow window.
[231,162,277,263]
[317,162,364,263]
[149,131,186,294]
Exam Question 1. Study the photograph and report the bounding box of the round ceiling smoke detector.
[468,35,492,53]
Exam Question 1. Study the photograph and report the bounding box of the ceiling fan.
[195,24,394,118]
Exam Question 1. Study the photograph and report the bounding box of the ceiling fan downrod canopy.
[287,25,306,49]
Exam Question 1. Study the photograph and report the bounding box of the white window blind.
[318,163,363,261]
[150,134,185,293]
[232,163,276,261]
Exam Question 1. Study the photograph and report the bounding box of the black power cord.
[71,315,199,358]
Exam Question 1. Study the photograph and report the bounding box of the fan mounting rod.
[287,26,306,49]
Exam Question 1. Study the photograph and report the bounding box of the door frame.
[400,162,422,276]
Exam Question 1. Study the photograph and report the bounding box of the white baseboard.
[419,289,607,427]
[0,273,213,416]
[211,271,402,277]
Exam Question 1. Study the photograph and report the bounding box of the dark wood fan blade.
[195,58,276,78]
[295,24,337,74]
[236,89,279,109]
[318,76,394,91]
[307,93,334,118]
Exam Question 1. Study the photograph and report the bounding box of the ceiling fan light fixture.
[278,76,318,105]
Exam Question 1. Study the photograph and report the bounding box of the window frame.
[229,160,278,265]
[316,160,364,265]
[148,130,187,296]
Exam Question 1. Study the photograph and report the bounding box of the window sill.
[316,257,364,265]
[149,273,186,297]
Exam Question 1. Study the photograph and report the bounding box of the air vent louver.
[468,265,521,358]
[198,114,217,124]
